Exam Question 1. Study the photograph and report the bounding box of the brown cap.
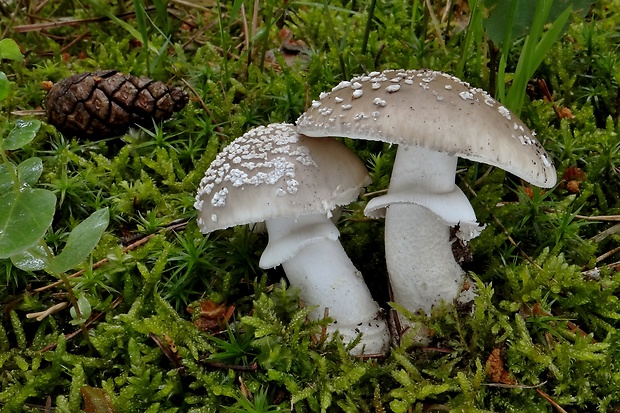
[297,69,556,188]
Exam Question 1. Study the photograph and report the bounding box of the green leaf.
[0,72,8,101]
[484,0,594,45]
[0,158,39,195]
[11,243,49,271]
[70,295,92,324]
[0,188,56,259]
[504,2,573,113]
[17,157,43,187]
[47,208,109,274]
[0,163,13,194]
[3,120,42,151]
[0,39,24,61]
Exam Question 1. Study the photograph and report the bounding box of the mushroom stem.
[367,145,478,317]
[263,214,390,354]
[385,204,463,316]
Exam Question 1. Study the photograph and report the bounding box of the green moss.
[2,0,620,411]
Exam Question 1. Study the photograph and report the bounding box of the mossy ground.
[1,1,620,412]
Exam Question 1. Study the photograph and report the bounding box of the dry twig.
[26,302,68,321]
[535,388,569,413]
[40,296,124,352]
[13,9,153,33]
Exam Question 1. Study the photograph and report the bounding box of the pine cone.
[45,70,189,138]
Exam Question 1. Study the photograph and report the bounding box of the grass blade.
[133,0,150,73]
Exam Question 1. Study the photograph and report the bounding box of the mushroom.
[194,123,390,354]
[296,69,557,326]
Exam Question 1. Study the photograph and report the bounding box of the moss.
[2,0,620,412]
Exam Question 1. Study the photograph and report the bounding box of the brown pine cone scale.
[45,70,188,138]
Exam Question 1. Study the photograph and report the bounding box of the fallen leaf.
[81,386,116,413]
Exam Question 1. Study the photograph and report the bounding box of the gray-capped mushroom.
[194,123,390,354]
[297,69,557,329]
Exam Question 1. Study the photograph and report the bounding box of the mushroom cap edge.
[296,69,557,188]
[194,123,371,233]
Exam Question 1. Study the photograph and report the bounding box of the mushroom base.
[264,214,390,354]
[281,240,390,354]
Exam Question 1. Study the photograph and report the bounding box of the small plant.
[494,0,577,114]
[0,123,109,276]
[226,387,285,413]
[207,323,256,366]
[457,0,594,114]
[1,39,109,335]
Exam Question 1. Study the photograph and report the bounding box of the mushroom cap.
[297,69,557,188]
[194,123,371,233]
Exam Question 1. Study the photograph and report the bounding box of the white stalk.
[366,146,479,318]
[263,214,390,354]
[385,203,463,316]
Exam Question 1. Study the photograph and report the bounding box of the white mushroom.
[296,69,557,329]
[194,123,390,354]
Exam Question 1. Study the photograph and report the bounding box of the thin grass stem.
[361,0,376,55]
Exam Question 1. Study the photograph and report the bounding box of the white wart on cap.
[194,123,371,233]
[298,68,556,188]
